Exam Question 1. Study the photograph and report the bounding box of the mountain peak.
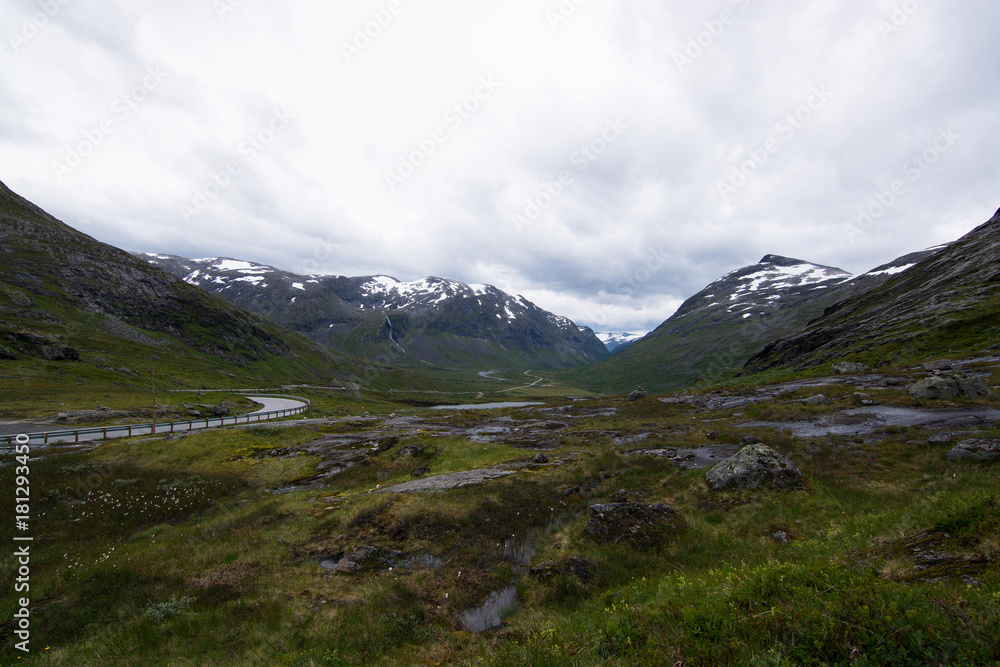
[758,254,808,266]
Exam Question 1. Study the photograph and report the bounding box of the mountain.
[0,180,378,390]
[744,207,1000,373]
[563,248,943,393]
[137,254,609,370]
[596,332,647,354]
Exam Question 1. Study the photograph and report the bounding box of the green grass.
[2,380,998,665]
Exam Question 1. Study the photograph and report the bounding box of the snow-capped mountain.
[566,248,945,392]
[137,254,608,369]
[596,332,647,354]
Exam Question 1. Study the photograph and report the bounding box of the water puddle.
[429,402,544,410]
[459,585,518,632]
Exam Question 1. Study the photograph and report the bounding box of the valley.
[1,182,998,665]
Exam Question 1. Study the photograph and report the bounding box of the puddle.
[459,585,518,633]
[741,406,1000,438]
[429,402,544,410]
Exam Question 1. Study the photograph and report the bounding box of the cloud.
[1,0,997,332]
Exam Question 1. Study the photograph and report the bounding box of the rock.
[0,344,17,360]
[957,377,994,399]
[740,436,762,445]
[923,360,954,372]
[532,453,549,464]
[563,485,581,496]
[398,445,424,457]
[410,467,431,477]
[908,376,960,400]
[801,394,830,405]
[928,431,972,444]
[583,502,682,546]
[852,392,878,406]
[627,386,647,401]
[771,530,789,543]
[334,546,402,573]
[883,377,906,387]
[946,439,1000,462]
[609,489,629,502]
[832,362,872,374]
[705,444,807,491]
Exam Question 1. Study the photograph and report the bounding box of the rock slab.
[705,444,806,491]
[946,439,1000,462]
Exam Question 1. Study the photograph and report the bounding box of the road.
[1,396,309,448]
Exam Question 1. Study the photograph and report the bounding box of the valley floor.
[1,358,999,665]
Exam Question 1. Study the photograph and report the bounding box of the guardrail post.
[44,432,48,444]
[129,425,132,437]
[75,430,79,443]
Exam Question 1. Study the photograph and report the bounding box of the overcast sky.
[2,0,997,332]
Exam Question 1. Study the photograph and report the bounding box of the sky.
[1,0,997,333]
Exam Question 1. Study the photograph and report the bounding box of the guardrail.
[2,400,309,446]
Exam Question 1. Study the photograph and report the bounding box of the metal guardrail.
[3,399,310,446]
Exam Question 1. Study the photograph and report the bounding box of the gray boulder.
[706,444,806,491]
[957,377,994,399]
[946,439,1000,462]
[832,362,872,374]
[801,394,830,405]
[627,386,647,401]
[583,502,682,546]
[908,376,960,400]
[923,360,954,371]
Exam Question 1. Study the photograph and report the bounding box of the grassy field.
[1,364,997,665]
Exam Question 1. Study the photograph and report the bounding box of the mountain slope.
[744,207,1000,373]
[563,249,943,393]
[138,254,609,370]
[0,180,378,391]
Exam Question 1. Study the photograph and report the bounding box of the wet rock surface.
[705,444,806,491]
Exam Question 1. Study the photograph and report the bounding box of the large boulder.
[583,502,682,546]
[832,362,872,374]
[705,444,806,491]
[945,439,1000,462]
[908,376,960,400]
[909,376,994,400]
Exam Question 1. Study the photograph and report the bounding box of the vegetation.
[2,364,997,665]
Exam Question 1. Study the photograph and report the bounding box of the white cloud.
[1,0,997,332]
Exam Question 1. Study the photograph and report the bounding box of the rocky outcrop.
[945,439,1000,462]
[705,444,806,491]
[832,362,872,374]
[908,376,993,400]
[583,502,682,546]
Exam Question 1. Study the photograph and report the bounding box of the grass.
[1,375,998,665]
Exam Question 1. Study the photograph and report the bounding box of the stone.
[532,452,549,464]
[802,394,830,405]
[771,530,789,543]
[563,485,581,496]
[957,377,994,399]
[609,489,629,502]
[627,386,647,401]
[410,467,431,477]
[334,546,402,573]
[883,377,906,387]
[946,439,1000,462]
[530,557,594,581]
[852,392,878,406]
[832,362,872,374]
[705,444,807,491]
[398,445,424,457]
[908,376,960,400]
[923,360,954,372]
[928,431,972,444]
[583,502,682,546]
[740,436,762,445]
